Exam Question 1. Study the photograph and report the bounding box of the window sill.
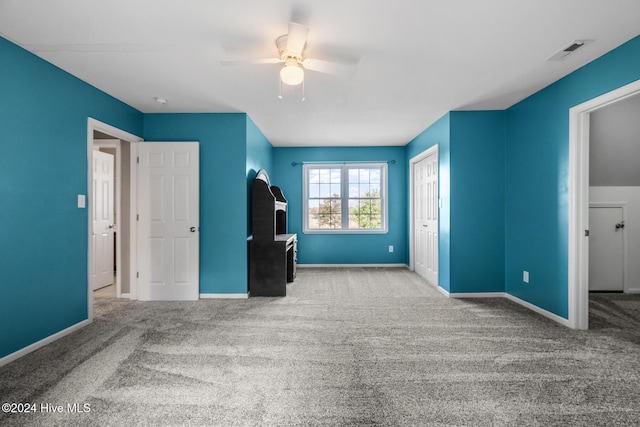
[303,229,388,235]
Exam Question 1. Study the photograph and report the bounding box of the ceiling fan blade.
[220,58,282,66]
[302,57,356,75]
[286,22,309,55]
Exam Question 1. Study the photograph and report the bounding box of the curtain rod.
[291,160,396,166]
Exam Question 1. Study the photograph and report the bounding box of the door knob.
[615,221,625,231]
[190,226,197,232]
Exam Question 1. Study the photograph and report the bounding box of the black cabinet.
[249,170,297,296]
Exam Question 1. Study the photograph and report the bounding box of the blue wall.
[0,37,142,359]
[449,111,506,293]
[246,116,274,235]
[272,146,407,265]
[246,116,273,180]
[406,114,451,291]
[143,113,256,295]
[505,35,640,318]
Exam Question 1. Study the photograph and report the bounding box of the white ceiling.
[1,0,639,147]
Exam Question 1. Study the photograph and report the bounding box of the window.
[303,163,388,233]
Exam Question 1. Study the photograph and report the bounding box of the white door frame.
[568,78,640,329]
[409,144,439,276]
[87,118,142,321]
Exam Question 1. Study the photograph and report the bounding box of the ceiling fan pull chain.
[301,79,306,102]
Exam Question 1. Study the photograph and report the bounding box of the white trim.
[302,162,388,234]
[590,202,628,207]
[129,140,139,300]
[504,294,571,327]
[568,78,640,329]
[296,263,408,268]
[441,291,571,327]
[436,286,450,297]
[0,320,91,367]
[199,293,249,299]
[89,118,142,143]
[449,292,505,298]
[409,145,439,277]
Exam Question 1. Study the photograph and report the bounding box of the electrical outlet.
[523,271,529,283]
[389,245,394,253]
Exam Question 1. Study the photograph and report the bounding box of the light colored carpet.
[1,267,640,426]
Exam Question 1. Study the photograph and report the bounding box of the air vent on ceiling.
[546,39,593,61]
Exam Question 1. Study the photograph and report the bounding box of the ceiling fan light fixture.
[280,64,304,85]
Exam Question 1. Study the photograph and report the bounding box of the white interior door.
[589,206,624,291]
[414,151,438,285]
[137,142,199,301]
[92,150,115,290]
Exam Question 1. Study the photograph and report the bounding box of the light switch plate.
[78,194,86,208]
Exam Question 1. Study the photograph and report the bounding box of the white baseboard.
[436,286,450,297]
[297,263,408,268]
[448,292,505,298]
[504,293,571,327]
[199,293,249,299]
[443,290,570,327]
[0,319,91,368]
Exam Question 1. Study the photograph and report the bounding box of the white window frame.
[303,162,388,234]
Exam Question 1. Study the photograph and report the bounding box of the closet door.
[589,206,624,292]
[92,150,115,290]
[414,151,438,285]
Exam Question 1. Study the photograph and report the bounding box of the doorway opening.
[87,118,142,321]
[568,79,640,329]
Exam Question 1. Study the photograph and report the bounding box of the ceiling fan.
[221,21,357,88]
